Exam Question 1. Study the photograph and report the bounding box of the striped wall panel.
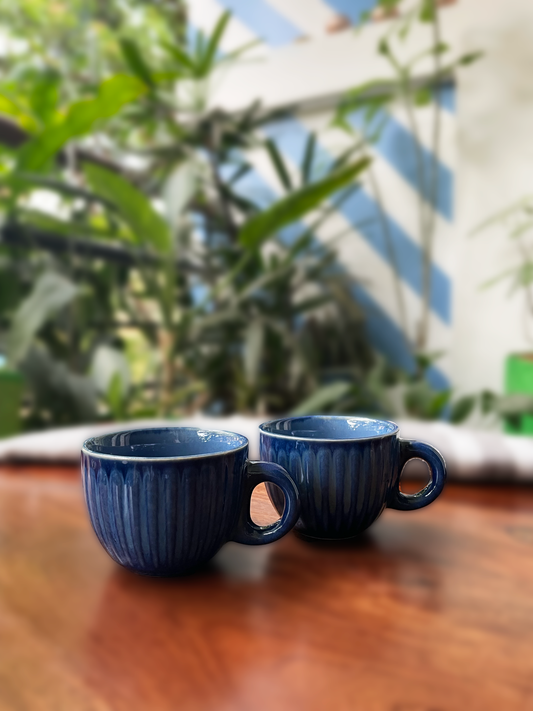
[186,0,456,391]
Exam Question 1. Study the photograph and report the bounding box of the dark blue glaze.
[81,427,300,576]
[260,416,446,540]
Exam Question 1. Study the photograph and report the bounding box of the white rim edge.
[259,416,399,443]
[81,426,249,463]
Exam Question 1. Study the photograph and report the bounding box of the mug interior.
[260,416,398,441]
[83,427,247,459]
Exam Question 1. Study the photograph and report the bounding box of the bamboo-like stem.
[418,0,442,353]
[517,238,533,346]
[399,70,430,352]
[368,164,410,342]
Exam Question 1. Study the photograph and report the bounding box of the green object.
[505,353,533,434]
[0,369,24,437]
[238,158,371,249]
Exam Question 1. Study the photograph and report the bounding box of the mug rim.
[259,415,399,442]
[82,426,249,462]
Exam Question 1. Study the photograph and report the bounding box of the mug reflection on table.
[81,427,300,576]
[260,416,446,541]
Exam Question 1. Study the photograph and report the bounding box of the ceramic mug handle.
[232,461,300,545]
[388,440,447,511]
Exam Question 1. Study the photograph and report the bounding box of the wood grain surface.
[1,464,533,711]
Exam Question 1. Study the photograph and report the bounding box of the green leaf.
[419,0,436,22]
[343,78,394,99]
[227,162,251,185]
[91,344,130,419]
[244,321,264,386]
[239,157,371,249]
[459,51,483,66]
[0,91,38,132]
[106,372,126,420]
[17,74,146,172]
[339,79,394,112]
[301,133,316,185]
[8,271,78,365]
[509,221,533,240]
[481,389,497,414]
[293,294,331,313]
[290,381,352,415]
[450,395,476,423]
[199,11,231,76]
[27,69,61,126]
[404,381,444,418]
[161,41,196,73]
[265,139,292,191]
[471,196,532,236]
[330,144,366,173]
[414,350,443,373]
[414,87,432,106]
[218,40,261,64]
[120,38,155,87]
[12,208,127,242]
[480,268,516,291]
[335,80,394,131]
[429,389,451,418]
[194,30,207,67]
[507,263,533,293]
[378,38,390,55]
[84,163,172,253]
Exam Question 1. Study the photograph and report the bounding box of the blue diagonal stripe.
[215,0,301,47]
[352,285,449,390]
[224,162,449,390]
[348,109,453,221]
[262,116,451,323]
[435,82,455,114]
[321,0,378,23]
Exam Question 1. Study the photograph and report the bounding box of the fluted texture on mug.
[81,449,247,575]
[261,435,400,538]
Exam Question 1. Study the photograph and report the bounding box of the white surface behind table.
[0,416,532,481]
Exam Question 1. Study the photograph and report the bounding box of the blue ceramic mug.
[81,427,300,576]
[260,415,446,541]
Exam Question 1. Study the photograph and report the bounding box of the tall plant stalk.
[419,0,443,351]
[367,164,409,338]
[335,0,478,361]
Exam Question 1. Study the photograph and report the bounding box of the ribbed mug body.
[260,428,400,539]
[81,447,248,575]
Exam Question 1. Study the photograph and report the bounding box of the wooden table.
[1,465,533,711]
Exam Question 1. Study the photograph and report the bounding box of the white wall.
[452,0,533,396]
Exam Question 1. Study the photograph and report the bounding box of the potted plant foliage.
[0,0,376,427]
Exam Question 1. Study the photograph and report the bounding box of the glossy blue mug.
[81,427,300,576]
[260,415,446,541]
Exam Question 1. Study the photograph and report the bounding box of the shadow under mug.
[260,415,446,541]
[81,427,300,576]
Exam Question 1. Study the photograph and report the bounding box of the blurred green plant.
[291,352,477,424]
[0,0,480,429]
[0,1,379,426]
